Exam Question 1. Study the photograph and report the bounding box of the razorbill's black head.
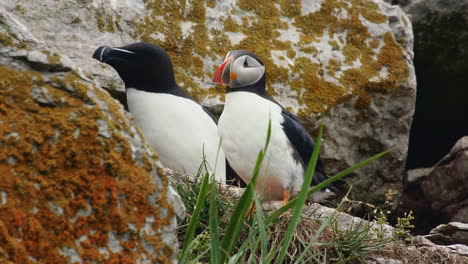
[93,42,177,94]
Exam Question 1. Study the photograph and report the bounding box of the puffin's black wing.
[280,109,339,192]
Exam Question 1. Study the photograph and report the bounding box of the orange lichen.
[0,66,175,262]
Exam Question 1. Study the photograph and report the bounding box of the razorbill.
[212,50,340,202]
[92,42,226,182]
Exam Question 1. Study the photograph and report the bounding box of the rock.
[367,258,403,264]
[304,203,395,239]
[0,35,182,264]
[397,137,468,234]
[444,244,468,256]
[425,222,468,246]
[420,138,468,219]
[396,0,468,168]
[397,0,468,22]
[365,243,468,262]
[0,0,416,204]
[406,167,432,183]
[410,235,436,247]
[225,185,395,239]
[452,207,468,223]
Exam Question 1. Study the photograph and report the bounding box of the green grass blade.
[219,181,254,261]
[266,148,394,224]
[275,125,323,264]
[220,120,272,262]
[254,194,268,264]
[209,175,220,263]
[227,250,246,264]
[180,171,210,260]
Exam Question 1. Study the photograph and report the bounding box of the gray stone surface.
[1,0,416,206]
[425,222,468,246]
[395,0,468,21]
[303,203,395,239]
[421,137,468,218]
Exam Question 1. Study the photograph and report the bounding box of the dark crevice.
[405,11,468,170]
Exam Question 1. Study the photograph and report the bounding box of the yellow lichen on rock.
[0,66,174,262]
[132,0,409,117]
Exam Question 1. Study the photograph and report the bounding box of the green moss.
[106,15,115,32]
[95,9,115,33]
[15,4,26,15]
[96,14,105,32]
[0,33,14,46]
[207,1,215,8]
[42,50,62,65]
[224,16,239,32]
[71,16,81,24]
[278,0,301,17]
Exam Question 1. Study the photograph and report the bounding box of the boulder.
[420,137,468,218]
[0,28,182,264]
[398,137,468,234]
[425,222,468,246]
[0,0,416,204]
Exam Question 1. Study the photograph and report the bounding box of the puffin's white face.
[213,50,265,88]
[230,55,265,88]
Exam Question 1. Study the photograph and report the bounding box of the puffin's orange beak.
[212,59,231,85]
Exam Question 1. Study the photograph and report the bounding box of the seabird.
[212,50,340,202]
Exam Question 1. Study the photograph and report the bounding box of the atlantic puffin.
[212,50,340,202]
[93,42,227,182]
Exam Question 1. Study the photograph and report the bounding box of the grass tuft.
[177,124,396,263]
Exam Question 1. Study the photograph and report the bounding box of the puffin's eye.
[243,58,248,68]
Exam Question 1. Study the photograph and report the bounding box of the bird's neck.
[225,79,279,107]
[226,83,267,96]
[226,74,267,95]
[124,79,177,94]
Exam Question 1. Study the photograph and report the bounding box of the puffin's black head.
[212,50,266,89]
[93,42,176,90]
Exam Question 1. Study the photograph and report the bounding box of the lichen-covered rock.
[0,46,182,263]
[0,0,416,204]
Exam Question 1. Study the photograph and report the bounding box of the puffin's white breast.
[126,88,225,182]
[218,91,303,200]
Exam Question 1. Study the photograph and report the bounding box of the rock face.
[420,138,468,220]
[390,0,468,21]
[0,0,416,205]
[389,0,468,168]
[398,137,468,234]
[425,222,468,246]
[0,13,183,264]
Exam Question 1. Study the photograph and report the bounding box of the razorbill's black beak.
[92,46,136,63]
[92,46,111,62]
